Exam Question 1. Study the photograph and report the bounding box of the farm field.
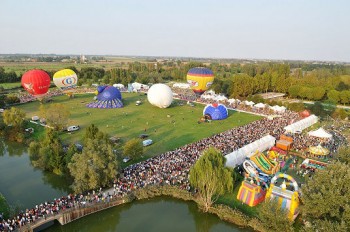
[0,57,151,75]
[16,92,262,158]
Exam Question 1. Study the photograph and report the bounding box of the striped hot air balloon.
[53,69,78,96]
[186,67,214,96]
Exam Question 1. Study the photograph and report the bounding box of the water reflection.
[0,139,69,209]
[44,197,247,232]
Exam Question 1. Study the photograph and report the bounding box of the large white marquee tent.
[284,115,318,134]
[225,135,276,168]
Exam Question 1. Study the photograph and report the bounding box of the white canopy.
[244,101,255,106]
[284,115,318,133]
[270,105,286,113]
[254,103,266,108]
[214,95,228,101]
[225,135,276,168]
[113,83,125,89]
[227,99,236,104]
[173,83,190,89]
[308,128,332,139]
[132,82,149,90]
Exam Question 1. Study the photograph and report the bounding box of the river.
[0,139,249,232]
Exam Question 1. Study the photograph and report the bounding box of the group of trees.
[52,61,350,106]
[0,67,20,83]
[1,107,26,142]
[68,124,119,193]
[301,147,350,231]
[39,103,70,131]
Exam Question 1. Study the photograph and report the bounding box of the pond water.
[43,197,250,232]
[0,139,70,209]
[0,139,250,232]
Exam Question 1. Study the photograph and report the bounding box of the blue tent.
[203,103,228,120]
[86,86,123,109]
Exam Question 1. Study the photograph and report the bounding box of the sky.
[0,0,349,61]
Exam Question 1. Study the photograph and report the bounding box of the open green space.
[0,82,22,89]
[16,92,261,158]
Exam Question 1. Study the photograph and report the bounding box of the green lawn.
[16,92,261,158]
[0,82,22,89]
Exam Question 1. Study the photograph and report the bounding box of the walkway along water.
[19,195,126,232]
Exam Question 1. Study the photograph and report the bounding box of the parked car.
[142,139,153,147]
[67,125,80,132]
[139,134,149,139]
[123,157,131,163]
[25,128,34,133]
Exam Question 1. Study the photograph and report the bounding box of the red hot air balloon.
[21,70,51,100]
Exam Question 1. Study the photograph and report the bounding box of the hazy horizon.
[1,0,349,62]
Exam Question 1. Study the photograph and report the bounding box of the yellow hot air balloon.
[186,67,214,96]
[53,69,78,97]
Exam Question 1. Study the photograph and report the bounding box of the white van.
[142,139,153,147]
[67,125,80,132]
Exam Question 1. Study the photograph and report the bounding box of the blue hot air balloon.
[87,86,123,109]
[203,103,228,120]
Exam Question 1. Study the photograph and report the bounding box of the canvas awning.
[308,128,332,139]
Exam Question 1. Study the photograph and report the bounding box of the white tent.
[244,101,255,106]
[173,83,190,89]
[227,99,236,104]
[225,135,276,168]
[132,82,149,90]
[284,115,318,134]
[254,103,266,108]
[113,83,125,89]
[270,105,286,113]
[214,95,228,101]
[308,128,332,139]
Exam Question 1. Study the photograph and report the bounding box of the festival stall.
[284,115,318,134]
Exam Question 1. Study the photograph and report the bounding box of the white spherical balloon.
[147,84,173,108]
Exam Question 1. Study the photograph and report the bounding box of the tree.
[189,147,233,212]
[68,137,119,193]
[83,124,108,145]
[327,89,340,103]
[28,129,65,174]
[258,200,294,232]
[3,107,25,129]
[40,103,70,130]
[332,108,348,120]
[123,138,143,159]
[335,146,350,165]
[301,162,350,231]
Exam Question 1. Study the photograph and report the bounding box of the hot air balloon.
[187,67,214,96]
[86,86,123,109]
[203,103,228,120]
[147,84,173,108]
[53,69,78,97]
[21,69,51,101]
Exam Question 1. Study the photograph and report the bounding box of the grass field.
[0,82,22,89]
[16,92,261,158]
[0,58,150,75]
